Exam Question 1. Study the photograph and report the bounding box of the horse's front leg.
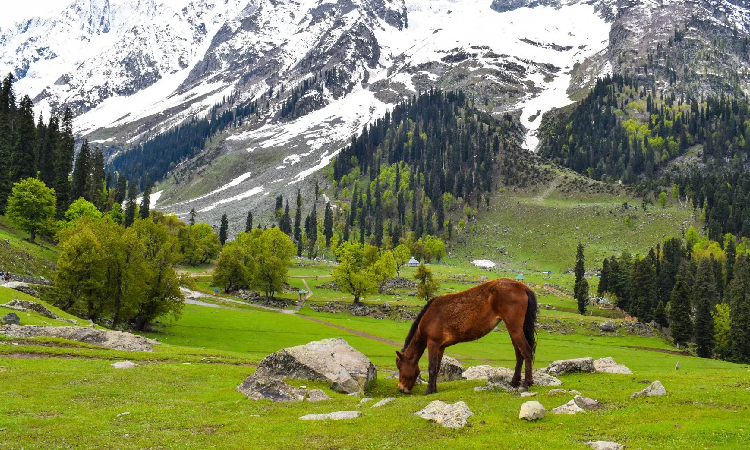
[425,343,443,395]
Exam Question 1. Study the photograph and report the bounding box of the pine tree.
[630,256,657,322]
[728,255,750,363]
[88,148,105,209]
[124,181,138,227]
[598,258,610,295]
[38,115,58,188]
[139,180,151,220]
[71,139,91,202]
[11,95,36,183]
[280,200,292,235]
[373,208,383,248]
[219,214,229,246]
[670,261,694,349]
[725,238,736,290]
[245,211,253,232]
[294,189,303,257]
[654,300,668,328]
[190,208,197,226]
[694,258,717,358]
[114,174,127,204]
[323,202,333,248]
[574,243,587,315]
[306,204,317,258]
[0,75,15,212]
[55,108,75,219]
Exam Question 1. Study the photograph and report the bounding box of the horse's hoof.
[424,389,436,395]
[509,380,520,388]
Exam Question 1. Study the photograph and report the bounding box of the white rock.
[306,389,331,402]
[547,357,595,376]
[586,441,624,450]
[116,412,130,418]
[631,380,666,399]
[111,361,136,369]
[519,401,546,421]
[359,397,373,403]
[574,395,601,410]
[415,400,473,428]
[551,399,585,414]
[548,389,567,396]
[436,355,465,381]
[520,392,537,397]
[299,411,362,420]
[594,357,633,374]
[462,365,497,380]
[371,397,395,408]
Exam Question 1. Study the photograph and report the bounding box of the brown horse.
[396,278,537,394]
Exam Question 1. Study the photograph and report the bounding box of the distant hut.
[515,273,525,281]
[406,257,420,267]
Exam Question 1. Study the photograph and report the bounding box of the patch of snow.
[198,186,265,213]
[472,260,496,269]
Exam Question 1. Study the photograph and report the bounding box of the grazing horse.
[396,278,537,395]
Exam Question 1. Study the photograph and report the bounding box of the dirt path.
[535,174,564,202]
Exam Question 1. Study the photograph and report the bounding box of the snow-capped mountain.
[2,0,750,230]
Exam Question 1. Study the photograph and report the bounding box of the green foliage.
[414,263,439,301]
[423,235,446,263]
[694,258,717,358]
[179,222,221,266]
[62,198,102,227]
[219,214,229,246]
[212,241,252,293]
[670,262,694,348]
[6,177,56,243]
[728,255,750,363]
[712,302,731,360]
[393,244,410,276]
[574,243,587,315]
[333,242,393,303]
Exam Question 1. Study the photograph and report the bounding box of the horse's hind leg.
[425,342,444,395]
[510,345,523,388]
[507,322,534,389]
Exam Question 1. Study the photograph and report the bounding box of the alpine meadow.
[2,1,750,449]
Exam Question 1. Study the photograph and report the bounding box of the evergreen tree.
[574,243,587,315]
[670,261,694,349]
[654,300,668,328]
[728,255,750,363]
[294,189,303,257]
[71,139,91,202]
[0,74,15,213]
[219,214,229,246]
[245,211,253,232]
[190,208,197,226]
[11,95,36,183]
[139,181,151,220]
[598,258,610,295]
[124,181,137,227]
[306,203,317,258]
[694,258,717,358]
[373,208,383,248]
[280,200,292,235]
[54,108,75,219]
[114,174,127,204]
[88,148,105,209]
[323,202,333,248]
[630,256,657,322]
[725,238,736,290]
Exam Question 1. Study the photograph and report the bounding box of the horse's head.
[396,350,419,394]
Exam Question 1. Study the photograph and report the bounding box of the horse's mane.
[402,297,437,350]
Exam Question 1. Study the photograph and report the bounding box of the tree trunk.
[29,228,36,243]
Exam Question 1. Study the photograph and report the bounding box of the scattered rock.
[306,389,331,402]
[599,321,617,332]
[487,366,562,387]
[4,282,40,298]
[568,389,582,396]
[594,357,632,374]
[586,441,624,450]
[111,361,137,369]
[371,397,395,408]
[574,395,601,410]
[436,355,465,382]
[238,376,307,402]
[379,277,417,294]
[415,400,473,428]
[0,325,158,351]
[551,399,585,415]
[1,312,20,325]
[350,304,371,317]
[546,357,595,376]
[519,401,546,421]
[359,397,373,403]
[631,380,666,399]
[520,392,537,397]
[1,299,56,318]
[299,411,362,421]
[548,389,567,396]
[242,338,376,395]
[116,412,130,418]
[462,365,496,380]
[381,302,391,312]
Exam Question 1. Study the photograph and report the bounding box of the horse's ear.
[395,350,403,360]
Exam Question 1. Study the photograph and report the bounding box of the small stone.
[371,397,395,408]
[631,380,666,399]
[519,401,546,421]
[520,392,537,397]
[1,313,20,325]
[548,389,567,396]
[415,400,473,428]
[551,399,585,415]
[359,397,373,403]
[568,389,582,396]
[111,361,136,369]
[116,412,130,418]
[574,395,601,410]
[586,441,624,450]
[306,389,331,402]
[299,411,361,421]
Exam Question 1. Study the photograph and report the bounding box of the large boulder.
[462,365,496,380]
[436,355,465,382]
[0,325,157,351]
[415,400,473,428]
[631,380,666,399]
[599,321,617,332]
[546,357,595,376]
[242,338,376,395]
[519,401,546,421]
[1,313,20,325]
[594,357,632,374]
[487,366,563,387]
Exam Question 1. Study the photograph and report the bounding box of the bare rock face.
[546,357,595,376]
[251,338,376,394]
[111,361,137,369]
[519,401,546,421]
[436,356,465,382]
[415,401,473,428]
[594,357,632,374]
[371,397,395,408]
[0,325,157,351]
[306,389,331,402]
[631,380,667,399]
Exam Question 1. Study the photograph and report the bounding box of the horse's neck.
[404,331,427,362]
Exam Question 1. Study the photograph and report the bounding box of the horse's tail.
[524,287,538,360]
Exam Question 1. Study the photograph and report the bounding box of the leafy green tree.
[55,225,106,316]
[248,227,296,299]
[574,243,587,315]
[423,235,446,263]
[219,213,229,246]
[659,191,668,208]
[212,241,252,293]
[728,255,750,363]
[333,242,390,304]
[179,222,221,266]
[393,244,411,276]
[670,262,694,349]
[713,303,732,360]
[694,258,717,358]
[415,263,439,301]
[6,177,56,243]
[63,198,102,226]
